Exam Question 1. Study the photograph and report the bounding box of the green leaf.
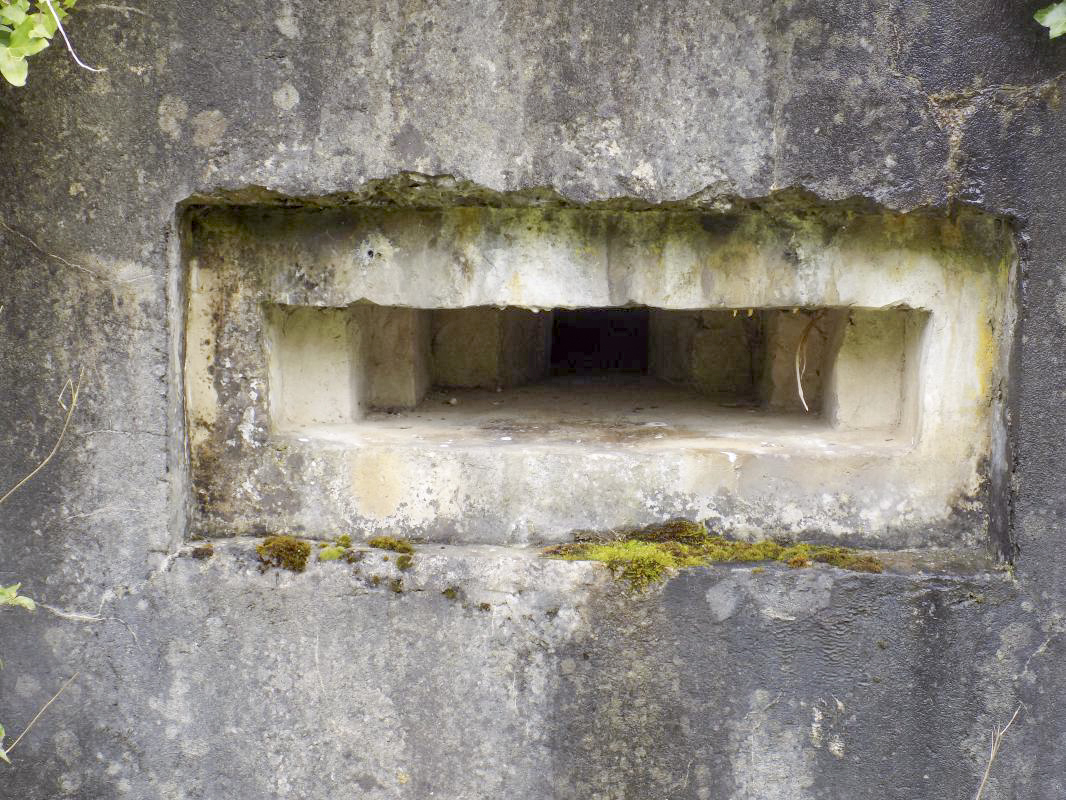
[0,583,35,610]
[0,49,28,85]
[7,37,46,58]
[26,12,55,38]
[1035,1,1066,37]
[7,17,48,57]
[0,5,26,25]
[38,1,67,20]
[0,723,8,765]
[0,748,10,765]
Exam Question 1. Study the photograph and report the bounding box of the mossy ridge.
[545,519,883,590]
[367,536,415,555]
[311,535,415,581]
[256,535,312,573]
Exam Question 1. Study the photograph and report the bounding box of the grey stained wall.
[1,1,1065,798]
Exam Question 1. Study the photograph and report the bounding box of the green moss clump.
[442,586,461,600]
[336,534,352,548]
[318,545,346,562]
[390,578,404,594]
[396,554,414,571]
[256,535,311,573]
[343,550,365,565]
[368,536,415,555]
[630,518,710,546]
[545,519,883,589]
[551,540,706,590]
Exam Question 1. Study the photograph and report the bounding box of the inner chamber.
[550,309,650,375]
[265,303,924,437]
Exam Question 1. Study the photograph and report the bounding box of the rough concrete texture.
[184,200,1011,546]
[1,1,1065,798]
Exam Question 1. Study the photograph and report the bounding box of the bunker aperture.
[181,192,1014,549]
[263,302,924,433]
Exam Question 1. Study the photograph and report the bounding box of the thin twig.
[794,311,824,412]
[0,218,98,278]
[4,672,78,756]
[974,704,1022,800]
[42,0,105,73]
[38,605,103,624]
[0,369,83,507]
[38,604,140,646]
[83,3,148,16]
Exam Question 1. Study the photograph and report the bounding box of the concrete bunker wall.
[182,197,1014,548]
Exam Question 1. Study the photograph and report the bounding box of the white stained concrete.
[264,305,363,427]
[184,204,1013,545]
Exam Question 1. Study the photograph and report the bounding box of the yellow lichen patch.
[545,519,883,590]
[318,545,346,562]
[317,534,355,563]
[256,535,311,573]
[368,536,415,555]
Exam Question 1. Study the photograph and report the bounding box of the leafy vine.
[0,0,101,86]
[1036,2,1066,37]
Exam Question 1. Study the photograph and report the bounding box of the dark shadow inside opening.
[550,308,650,375]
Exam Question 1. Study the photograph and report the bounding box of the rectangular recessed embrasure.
[182,200,1014,547]
[262,303,926,437]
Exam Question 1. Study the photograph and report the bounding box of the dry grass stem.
[974,704,1023,800]
[0,369,84,507]
[0,218,98,277]
[794,311,824,412]
[4,672,78,757]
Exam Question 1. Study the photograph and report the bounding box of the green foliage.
[0,583,35,611]
[1036,2,1066,38]
[0,0,76,86]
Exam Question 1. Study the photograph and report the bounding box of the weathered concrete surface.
[0,546,1031,800]
[1,0,1065,798]
[184,201,1012,547]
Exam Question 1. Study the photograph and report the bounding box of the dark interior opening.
[550,309,650,375]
